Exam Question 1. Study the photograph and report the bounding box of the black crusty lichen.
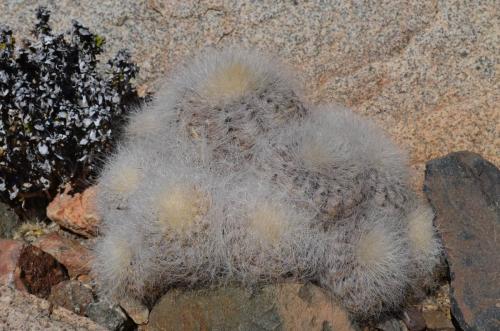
[0,7,141,213]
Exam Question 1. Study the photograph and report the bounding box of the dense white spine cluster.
[92,48,442,319]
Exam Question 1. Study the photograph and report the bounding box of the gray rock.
[48,280,94,316]
[87,298,135,331]
[147,283,354,331]
[0,203,20,238]
[424,151,500,331]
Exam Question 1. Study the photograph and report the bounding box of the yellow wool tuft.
[249,203,287,245]
[408,207,435,253]
[356,227,391,267]
[204,62,257,101]
[109,166,140,195]
[157,185,210,233]
[300,138,333,169]
[112,239,133,269]
[127,111,163,137]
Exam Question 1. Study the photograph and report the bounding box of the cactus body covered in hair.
[93,48,441,318]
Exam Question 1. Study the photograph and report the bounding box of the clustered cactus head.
[0,7,141,212]
[150,48,308,171]
[93,48,442,319]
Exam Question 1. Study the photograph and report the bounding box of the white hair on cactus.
[124,107,167,142]
[213,174,322,285]
[95,144,148,227]
[146,48,308,171]
[92,220,155,301]
[255,105,413,228]
[92,47,443,320]
[408,205,436,254]
[168,47,301,105]
[320,213,411,319]
[106,152,228,294]
[156,184,211,234]
[407,204,442,283]
[108,165,140,195]
[203,61,260,102]
[247,202,288,245]
[356,223,399,270]
[294,105,408,182]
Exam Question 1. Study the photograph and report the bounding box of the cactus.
[123,48,307,171]
[93,48,441,319]
[319,215,412,318]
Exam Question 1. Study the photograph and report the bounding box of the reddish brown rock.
[48,280,95,316]
[46,186,100,237]
[34,232,93,278]
[148,283,354,331]
[0,239,26,290]
[424,151,500,331]
[17,245,69,298]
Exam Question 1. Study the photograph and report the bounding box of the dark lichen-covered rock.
[86,298,135,331]
[0,202,19,238]
[424,151,500,331]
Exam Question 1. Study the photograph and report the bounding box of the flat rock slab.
[0,285,106,330]
[34,232,93,278]
[48,280,94,316]
[424,151,500,331]
[148,283,354,331]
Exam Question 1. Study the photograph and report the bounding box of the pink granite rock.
[34,232,93,278]
[46,186,100,237]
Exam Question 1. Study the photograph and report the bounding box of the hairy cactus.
[0,7,141,212]
[93,48,441,319]
[124,48,307,171]
[257,106,413,227]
